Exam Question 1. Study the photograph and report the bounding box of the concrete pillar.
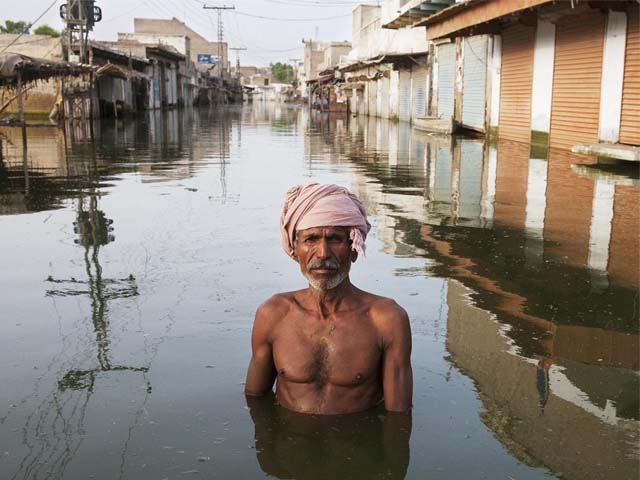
[599,11,627,143]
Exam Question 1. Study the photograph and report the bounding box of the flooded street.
[0,104,638,480]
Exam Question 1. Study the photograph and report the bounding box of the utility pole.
[288,58,300,86]
[203,4,235,78]
[230,47,247,69]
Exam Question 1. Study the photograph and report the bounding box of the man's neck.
[305,278,355,318]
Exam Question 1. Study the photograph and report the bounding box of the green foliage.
[0,20,30,34]
[270,62,295,85]
[34,25,60,38]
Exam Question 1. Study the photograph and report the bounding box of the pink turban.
[280,183,371,259]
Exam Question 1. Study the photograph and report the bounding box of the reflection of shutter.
[620,3,640,145]
[459,140,483,222]
[462,35,488,131]
[368,80,377,117]
[437,43,455,120]
[412,67,427,121]
[549,11,604,150]
[498,23,535,142]
[379,77,390,118]
[399,70,411,122]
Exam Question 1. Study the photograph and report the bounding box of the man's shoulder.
[255,291,303,319]
[363,294,409,332]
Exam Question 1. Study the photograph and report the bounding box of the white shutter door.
[437,43,455,120]
[399,70,411,122]
[462,35,488,131]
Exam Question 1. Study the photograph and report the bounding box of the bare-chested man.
[245,183,412,414]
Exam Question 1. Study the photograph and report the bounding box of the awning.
[382,0,455,30]
[0,52,94,87]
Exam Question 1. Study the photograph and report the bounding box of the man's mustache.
[307,259,339,270]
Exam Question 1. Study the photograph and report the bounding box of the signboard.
[197,54,219,65]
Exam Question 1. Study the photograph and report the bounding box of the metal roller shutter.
[549,11,605,150]
[620,3,640,145]
[412,67,428,122]
[498,24,535,143]
[399,70,411,122]
[437,43,455,120]
[462,35,488,131]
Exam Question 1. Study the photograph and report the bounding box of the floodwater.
[0,104,638,480]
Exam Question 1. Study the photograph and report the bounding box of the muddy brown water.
[0,104,638,480]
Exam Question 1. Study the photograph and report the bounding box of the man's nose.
[316,238,330,259]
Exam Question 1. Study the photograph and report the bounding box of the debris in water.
[196,456,210,462]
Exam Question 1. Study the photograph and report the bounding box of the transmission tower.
[203,4,235,77]
[60,0,102,63]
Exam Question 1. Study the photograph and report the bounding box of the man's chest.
[272,317,382,386]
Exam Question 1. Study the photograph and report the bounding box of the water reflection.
[247,394,411,480]
[445,279,638,480]
[0,105,637,480]
[308,112,639,479]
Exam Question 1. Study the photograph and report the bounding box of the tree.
[271,62,295,85]
[34,25,60,38]
[0,20,30,34]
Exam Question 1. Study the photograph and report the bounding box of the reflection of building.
[446,279,638,480]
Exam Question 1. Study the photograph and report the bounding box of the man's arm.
[379,301,413,412]
[245,301,278,396]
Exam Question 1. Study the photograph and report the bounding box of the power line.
[231,10,352,21]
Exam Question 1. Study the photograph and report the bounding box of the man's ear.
[351,250,358,263]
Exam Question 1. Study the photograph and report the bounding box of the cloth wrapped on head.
[280,183,371,259]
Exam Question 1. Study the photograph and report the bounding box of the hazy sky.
[2,0,375,66]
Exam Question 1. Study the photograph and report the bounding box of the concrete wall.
[134,18,227,75]
[321,42,352,70]
[348,2,428,62]
[0,34,64,116]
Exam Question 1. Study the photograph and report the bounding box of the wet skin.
[245,226,413,414]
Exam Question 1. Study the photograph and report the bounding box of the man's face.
[293,226,357,291]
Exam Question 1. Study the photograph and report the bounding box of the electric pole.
[230,47,247,69]
[202,4,235,78]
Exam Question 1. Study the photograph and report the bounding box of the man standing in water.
[245,183,412,414]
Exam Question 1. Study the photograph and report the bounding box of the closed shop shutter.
[399,70,411,122]
[549,11,605,150]
[367,80,377,117]
[462,35,488,131]
[437,43,455,120]
[412,67,428,121]
[620,3,640,145]
[498,23,535,142]
[378,77,390,119]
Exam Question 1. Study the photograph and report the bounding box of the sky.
[2,0,377,66]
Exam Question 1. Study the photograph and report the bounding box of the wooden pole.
[17,71,29,193]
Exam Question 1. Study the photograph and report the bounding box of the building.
[89,41,150,116]
[340,1,442,122]
[116,32,199,106]
[301,40,326,99]
[103,39,186,110]
[415,0,640,154]
[133,18,228,77]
